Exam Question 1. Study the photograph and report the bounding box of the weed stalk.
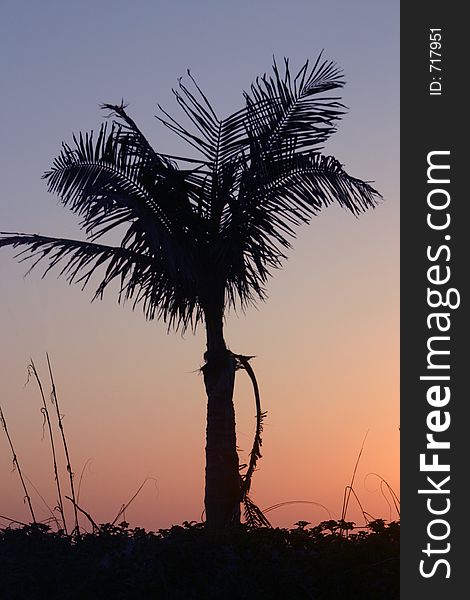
[28,359,67,534]
[0,404,36,524]
[46,353,80,535]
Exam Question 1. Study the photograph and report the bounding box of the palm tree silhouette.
[1,56,380,529]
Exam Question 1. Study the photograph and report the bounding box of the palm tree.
[1,56,380,529]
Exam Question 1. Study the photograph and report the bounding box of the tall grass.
[45,353,80,534]
[27,358,68,533]
[0,404,36,524]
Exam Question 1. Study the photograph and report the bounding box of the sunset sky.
[0,0,399,531]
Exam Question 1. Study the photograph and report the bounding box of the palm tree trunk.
[203,312,241,529]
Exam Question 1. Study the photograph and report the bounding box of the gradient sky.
[0,0,399,531]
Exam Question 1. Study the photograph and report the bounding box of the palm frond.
[244,55,346,158]
[0,232,201,330]
[217,149,381,311]
[234,354,267,499]
[243,495,271,529]
[100,101,174,170]
[157,73,252,228]
[44,122,174,236]
[247,150,380,218]
[157,72,249,168]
